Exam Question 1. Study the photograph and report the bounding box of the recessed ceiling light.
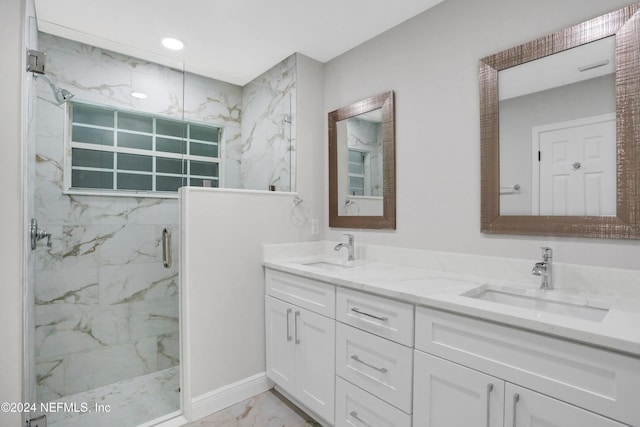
[131,92,148,99]
[162,37,184,50]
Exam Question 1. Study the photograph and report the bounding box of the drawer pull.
[486,383,493,427]
[512,393,520,427]
[350,354,388,373]
[286,308,292,342]
[351,307,388,322]
[350,410,372,427]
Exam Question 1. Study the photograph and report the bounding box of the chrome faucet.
[334,233,355,261]
[532,247,553,290]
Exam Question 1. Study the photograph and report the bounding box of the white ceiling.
[499,36,616,101]
[34,0,445,86]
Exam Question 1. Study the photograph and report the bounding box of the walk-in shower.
[25,34,183,427]
[24,19,296,427]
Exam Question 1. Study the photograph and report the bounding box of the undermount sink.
[462,285,610,322]
[302,260,354,271]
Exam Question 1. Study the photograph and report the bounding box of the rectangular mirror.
[480,4,640,239]
[499,36,616,216]
[329,91,395,229]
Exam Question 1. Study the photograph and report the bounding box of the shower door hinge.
[27,49,46,74]
[26,414,47,427]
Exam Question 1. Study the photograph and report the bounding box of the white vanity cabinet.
[413,307,638,427]
[265,270,336,424]
[335,287,415,427]
[264,264,640,427]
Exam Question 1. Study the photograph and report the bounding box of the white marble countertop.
[264,256,640,357]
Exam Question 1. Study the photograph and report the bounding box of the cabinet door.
[505,383,627,427]
[265,296,296,395]
[296,307,335,423]
[413,351,504,427]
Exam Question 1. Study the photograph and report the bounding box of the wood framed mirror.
[329,91,396,229]
[480,4,640,239]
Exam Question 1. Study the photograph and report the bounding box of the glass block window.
[67,103,221,194]
[348,149,366,196]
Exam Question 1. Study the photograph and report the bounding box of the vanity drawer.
[265,269,335,317]
[415,306,640,427]
[335,377,411,427]
[336,322,413,413]
[337,287,414,346]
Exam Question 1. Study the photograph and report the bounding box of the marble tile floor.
[40,368,316,427]
[182,390,321,427]
[45,366,179,427]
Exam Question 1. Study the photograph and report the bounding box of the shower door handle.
[162,227,172,268]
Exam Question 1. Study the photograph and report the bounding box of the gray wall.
[0,0,25,425]
[324,0,640,269]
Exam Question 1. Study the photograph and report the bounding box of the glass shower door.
[27,30,185,427]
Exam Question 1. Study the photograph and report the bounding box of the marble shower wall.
[183,72,243,188]
[34,33,184,402]
[33,33,296,401]
[240,54,296,192]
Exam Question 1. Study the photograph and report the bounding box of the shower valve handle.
[30,219,52,250]
[38,230,52,248]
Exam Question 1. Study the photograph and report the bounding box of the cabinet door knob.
[286,308,292,342]
[512,393,520,427]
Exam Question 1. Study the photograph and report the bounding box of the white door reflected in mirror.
[535,115,616,216]
[498,36,617,216]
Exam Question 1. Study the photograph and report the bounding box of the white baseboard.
[190,372,273,421]
[143,412,189,427]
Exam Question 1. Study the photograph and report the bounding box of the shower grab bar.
[162,227,172,268]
